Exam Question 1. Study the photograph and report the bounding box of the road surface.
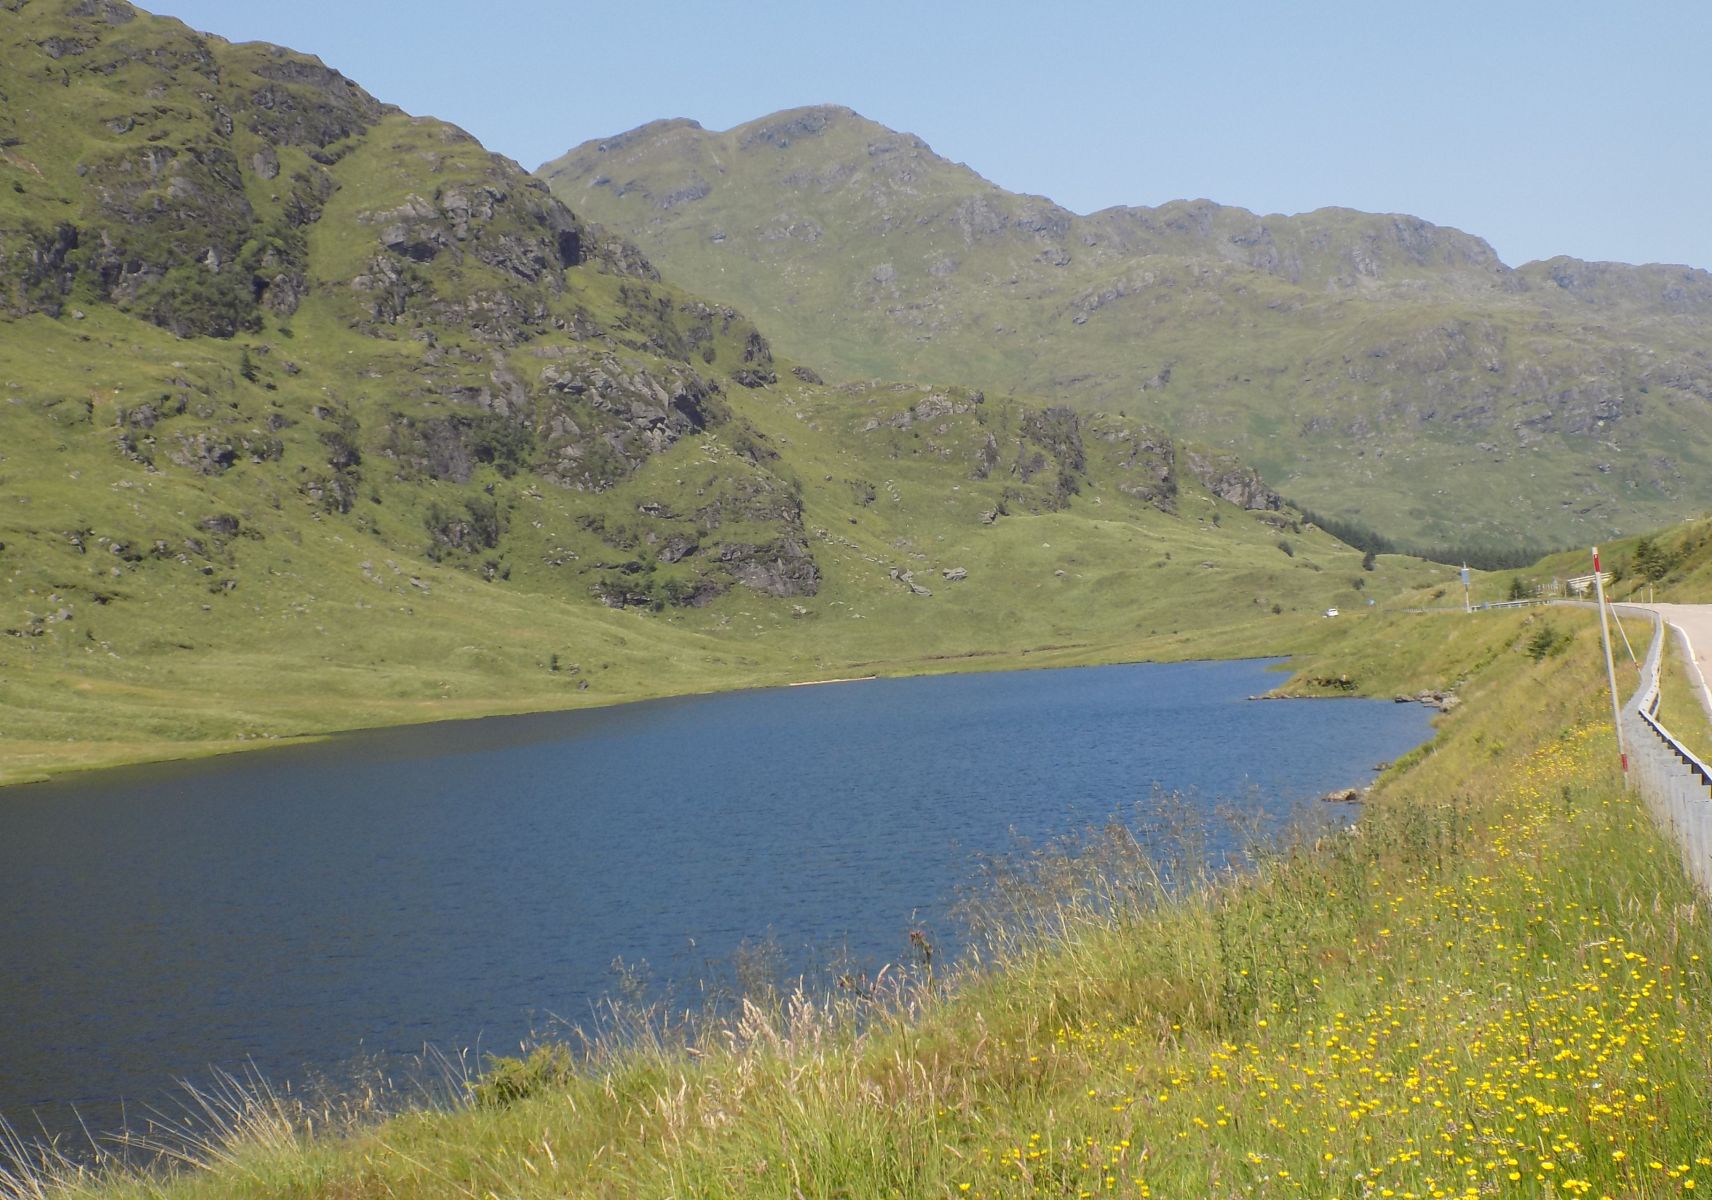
[1627,602,1712,723]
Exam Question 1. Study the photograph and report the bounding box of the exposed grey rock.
[261,272,306,316]
[584,228,659,280]
[737,106,848,150]
[69,0,136,23]
[721,539,819,596]
[169,432,238,475]
[1184,449,1281,510]
[655,535,697,563]
[730,330,776,387]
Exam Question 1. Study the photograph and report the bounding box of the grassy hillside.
[10,603,1709,1199]
[0,1,1455,787]
[1503,515,1712,604]
[0,299,1447,785]
[543,107,1712,553]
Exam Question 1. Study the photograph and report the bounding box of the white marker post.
[1460,563,1471,613]
[1591,546,1627,783]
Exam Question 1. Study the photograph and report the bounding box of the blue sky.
[149,1,1710,270]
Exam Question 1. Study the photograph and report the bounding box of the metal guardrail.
[1472,599,1551,611]
[1614,605,1712,895]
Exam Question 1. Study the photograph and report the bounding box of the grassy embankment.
[1657,632,1712,767]
[11,603,1712,1200]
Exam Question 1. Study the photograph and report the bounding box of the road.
[1625,602,1712,723]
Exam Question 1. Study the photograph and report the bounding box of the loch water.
[0,659,1432,1144]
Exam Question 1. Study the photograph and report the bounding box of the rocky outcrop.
[167,431,238,475]
[1518,257,1712,316]
[736,105,851,151]
[1096,421,1177,512]
[722,539,819,597]
[236,45,388,151]
[0,1,672,348]
[731,330,777,388]
[536,357,722,491]
[0,7,392,336]
[1184,449,1281,511]
[1395,690,1461,711]
[363,179,584,285]
[0,221,80,317]
[1015,405,1085,506]
[886,390,981,430]
[582,226,661,281]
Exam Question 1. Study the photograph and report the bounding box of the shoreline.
[0,637,1317,793]
[786,674,880,687]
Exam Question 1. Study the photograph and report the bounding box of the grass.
[10,605,1712,1199]
[1657,626,1712,767]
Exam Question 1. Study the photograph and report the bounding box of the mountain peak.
[584,117,704,159]
[541,104,1712,548]
[1516,255,1712,314]
[729,104,866,149]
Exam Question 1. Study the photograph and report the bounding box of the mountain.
[0,0,850,620]
[0,2,1436,783]
[542,106,1712,552]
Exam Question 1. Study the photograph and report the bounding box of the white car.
[1324,607,1340,618]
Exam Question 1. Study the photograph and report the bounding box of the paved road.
[1627,602,1712,722]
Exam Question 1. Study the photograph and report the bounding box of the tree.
[1526,623,1566,662]
[1634,536,1675,583]
[1361,549,1377,572]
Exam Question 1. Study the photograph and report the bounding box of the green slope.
[542,105,1712,552]
[0,1,1456,786]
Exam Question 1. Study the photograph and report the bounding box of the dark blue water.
[0,659,1430,1143]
